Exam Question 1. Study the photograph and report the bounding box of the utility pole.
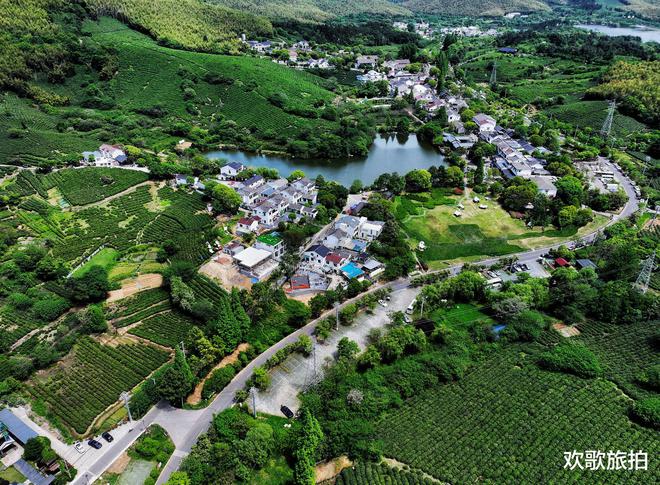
[250,387,257,418]
[489,61,497,88]
[635,251,655,294]
[120,391,133,422]
[334,301,340,331]
[420,296,425,317]
[600,100,616,139]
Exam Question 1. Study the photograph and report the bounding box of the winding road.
[72,159,638,485]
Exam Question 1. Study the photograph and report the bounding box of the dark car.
[88,439,102,450]
[101,432,114,443]
[280,405,294,419]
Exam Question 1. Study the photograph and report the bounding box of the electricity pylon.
[635,250,655,294]
[489,61,497,87]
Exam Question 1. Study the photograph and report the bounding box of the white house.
[473,113,496,133]
[254,233,285,260]
[324,228,349,249]
[220,162,246,179]
[252,201,281,225]
[355,55,379,69]
[334,215,361,238]
[325,252,348,272]
[236,216,261,234]
[358,220,385,241]
[304,244,330,266]
[531,176,557,197]
[243,175,265,189]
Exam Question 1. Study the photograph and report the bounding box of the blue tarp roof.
[0,409,38,444]
[341,262,364,279]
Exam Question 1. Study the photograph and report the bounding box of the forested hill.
[395,0,550,17]
[210,0,409,23]
[84,0,273,51]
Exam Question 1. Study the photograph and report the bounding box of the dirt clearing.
[107,273,163,302]
[199,255,252,290]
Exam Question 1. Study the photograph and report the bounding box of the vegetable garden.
[29,337,170,434]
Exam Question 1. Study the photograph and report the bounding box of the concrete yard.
[254,286,419,415]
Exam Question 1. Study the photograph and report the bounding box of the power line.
[600,100,616,138]
[489,61,497,87]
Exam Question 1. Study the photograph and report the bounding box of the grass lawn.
[430,303,494,331]
[250,456,294,485]
[394,191,608,268]
[0,466,26,483]
[73,247,120,276]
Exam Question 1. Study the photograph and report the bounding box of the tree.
[349,179,363,194]
[555,176,584,207]
[529,193,552,229]
[210,183,241,214]
[405,169,432,192]
[445,166,464,188]
[336,337,360,360]
[288,170,305,182]
[68,266,110,303]
[166,472,191,485]
[79,305,108,334]
[24,437,47,462]
[293,409,324,485]
[558,205,578,228]
[252,366,271,390]
[170,276,196,312]
[237,423,274,469]
[157,349,194,406]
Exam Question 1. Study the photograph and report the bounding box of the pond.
[206,134,445,186]
[575,24,660,43]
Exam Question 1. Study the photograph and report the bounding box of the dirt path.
[186,343,250,405]
[107,274,163,302]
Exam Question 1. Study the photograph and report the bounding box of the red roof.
[325,253,344,264]
[555,257,569,267]
[238,216,260,225]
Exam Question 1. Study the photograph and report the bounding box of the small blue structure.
[341,262,364,279]
[498,47,518,54]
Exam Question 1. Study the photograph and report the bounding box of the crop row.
[336,462,437,485]
[129,310,195,347]
[30,337,169,434]
[375,347,659,483]
[106,287,169,319]
[188,274,228,309]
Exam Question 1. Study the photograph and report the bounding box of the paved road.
[74,160,638,485]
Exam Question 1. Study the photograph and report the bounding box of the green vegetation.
[0,466,26,483]
[538,342,602,378]
[401,0,550,16]
[587,60,660,125]
[375,346,656,483]
[73,248,119,276]
[336,461,437,485]
[85,0,272,53]
[29,336,170,434]
[129,310,197,347]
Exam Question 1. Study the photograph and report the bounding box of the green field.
[336,461,437,485]
[375,345,659,483]
[30,337,170,434]
[6,171,216,266]
[129,310,197,347]
[72,248,120,276]
[394,191,606,267]
[430,303,494,330]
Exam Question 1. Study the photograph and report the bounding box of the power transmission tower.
[600,100,616,138]
[250,387,257,418]
[489,61,497,87]
[635,250,655,294]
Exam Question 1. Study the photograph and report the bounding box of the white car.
[378,300,388,308]
[74,442,87,454]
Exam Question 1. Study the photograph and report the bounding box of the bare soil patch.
[199,256,252,290]
[315,456,353,483]
[106,452,131,475]
[553,322,581,337]
[107,273,163,302]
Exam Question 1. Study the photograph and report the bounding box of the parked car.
[102,432,114,443]
[280,405,294,419]
[378,300,388,307]
[74,442,86,454]
[404,314,411,324]
[385,295,391,301]
[88,439,102,450]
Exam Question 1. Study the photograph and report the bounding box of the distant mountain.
[209,0,410,23]
[397,0,550,17]
[85,0,273,51]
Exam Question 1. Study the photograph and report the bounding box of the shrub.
[631,398,660,430]
[32,297,70,321]
[538,343,602,378]
[202,366,236,400]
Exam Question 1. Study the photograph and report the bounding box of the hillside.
[398,0,550,16]
[84,0,272,52]
[210,0,410,23]
[587,60,660,126]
